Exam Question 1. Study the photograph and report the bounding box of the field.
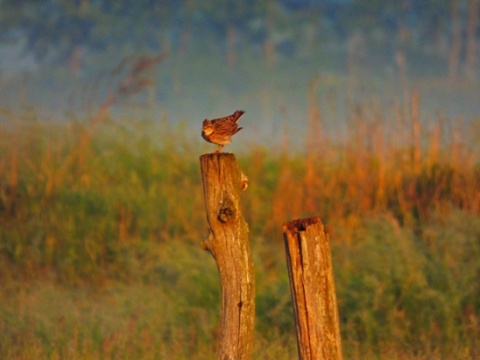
[0,95,479,359]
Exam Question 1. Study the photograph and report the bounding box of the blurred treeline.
[0,0,478,80]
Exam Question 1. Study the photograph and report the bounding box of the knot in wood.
[218,197,235,223]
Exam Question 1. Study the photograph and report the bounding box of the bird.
[201,110,245,153]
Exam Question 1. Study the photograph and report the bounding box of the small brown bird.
[202,110,245,153]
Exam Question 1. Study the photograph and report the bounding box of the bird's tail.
[233,110,245,121]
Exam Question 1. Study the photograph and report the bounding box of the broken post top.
[199,153,239,193]
[200,152,236,160]
[283,216,323,235]
[199,153,249,192]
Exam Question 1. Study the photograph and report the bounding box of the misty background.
[0,0,479,149]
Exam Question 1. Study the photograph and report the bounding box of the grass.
[0,95,479,358]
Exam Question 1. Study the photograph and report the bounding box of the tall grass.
[0,95,479,358]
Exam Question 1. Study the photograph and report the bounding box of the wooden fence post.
[199,153,255,360]
[283,217,343,360]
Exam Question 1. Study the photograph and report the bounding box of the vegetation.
[1,1,478,358]
[0,94,479,358]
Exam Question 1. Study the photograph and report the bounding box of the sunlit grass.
[0,99,479,358]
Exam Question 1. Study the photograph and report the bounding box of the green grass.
[0,109,479,359]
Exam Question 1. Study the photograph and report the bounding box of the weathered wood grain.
[200,153,255,360]
[283,217,343,360]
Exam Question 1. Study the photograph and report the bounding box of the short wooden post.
[199,153,255,360]
[283,217,343,360]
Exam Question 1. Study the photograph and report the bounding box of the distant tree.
[0,0,100,76]
[192,0,266,66]
[448,0,463,80]
[0,0,181,75]
[413,0,452,54]
[464,0,479,80]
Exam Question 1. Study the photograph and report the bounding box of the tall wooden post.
[283,217,343,360]
[199,153,255,360]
